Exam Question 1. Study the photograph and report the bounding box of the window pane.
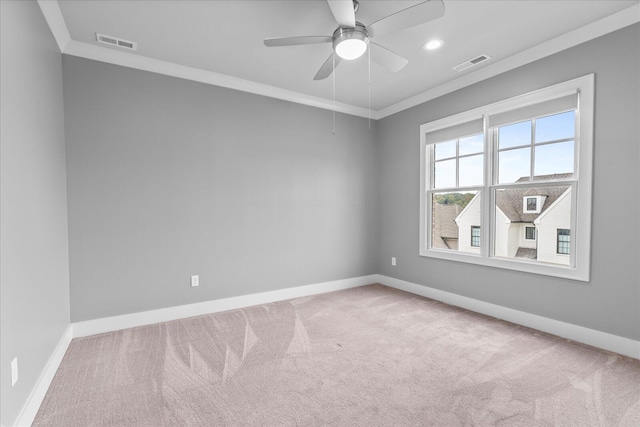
[434,159,456,189]
[494,185,571,266]
[535,111,575,143]
[434,140,456,160]
[431,191,480,254]
[498,147,531,184]
[534,141,574,178]
[459,154,483,187]
[459,134,483,156]
[471,226,481,247]
[557,229,570,254]
[526,197,537,211]
[499,121,531,149]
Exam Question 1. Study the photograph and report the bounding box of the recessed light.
[424,39,444,51]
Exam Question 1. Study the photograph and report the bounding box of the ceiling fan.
[264,0,445,80]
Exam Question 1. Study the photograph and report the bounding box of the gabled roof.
[496,174,572,223]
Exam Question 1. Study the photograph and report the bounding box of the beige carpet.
[34,284,639,426]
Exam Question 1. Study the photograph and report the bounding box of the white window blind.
[488,93,578,128]
[424,118,484,145]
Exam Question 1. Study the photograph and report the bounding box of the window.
[523,195,545,214]
[525,227,535,240]
[471,226,481,247]
[420,75,594,281]
[557,229,570,254]
[427,124,484,254]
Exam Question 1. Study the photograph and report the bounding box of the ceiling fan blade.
[264,36,332,47]
[370,43,408,73]
[367,0,445,38]
[314,53,342,80]
[327,0,356,28]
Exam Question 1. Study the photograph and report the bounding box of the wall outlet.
[391,257,397,266]
[11,358,18,387]
[190,275,199,287]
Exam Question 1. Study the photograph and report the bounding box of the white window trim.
[419,74,594,282]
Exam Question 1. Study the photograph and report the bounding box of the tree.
[434,192,476,209]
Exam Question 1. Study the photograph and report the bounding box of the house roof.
[496,174,572,223]
[515,173,573,183]
[515,247,538,259]
[432,202,462,249]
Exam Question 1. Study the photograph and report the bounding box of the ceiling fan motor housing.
[332,23,369,60]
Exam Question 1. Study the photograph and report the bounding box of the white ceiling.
[47,0,639,117]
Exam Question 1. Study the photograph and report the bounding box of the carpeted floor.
[34,284,639,426]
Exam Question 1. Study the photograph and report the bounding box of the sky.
[433,111,575,189]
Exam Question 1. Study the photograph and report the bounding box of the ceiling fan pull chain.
[368,45,371,129]
[332,53,336,134]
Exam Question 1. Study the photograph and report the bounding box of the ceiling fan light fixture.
[336,38,367,60]
[333,25,369,60]
[424,39,444,50]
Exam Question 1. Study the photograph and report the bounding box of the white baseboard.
[12,275,375,426]
[375,274,640,360]
[13,324,73,427]
[73,275,377,337]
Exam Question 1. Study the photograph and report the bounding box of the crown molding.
[36,0,70,52]
[63,40,374,119]
[39,1,639,120]
[376,3,640,119]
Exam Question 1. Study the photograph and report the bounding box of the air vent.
[453,54,491,72]
[96,33,137,51]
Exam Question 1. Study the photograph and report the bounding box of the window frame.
[419,74,594,282]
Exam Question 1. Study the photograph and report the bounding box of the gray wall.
[63,56,378,322]
[376,24,640,340]
[0,1,71,425]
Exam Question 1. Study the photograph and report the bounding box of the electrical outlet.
[190,275,199,287]
[391,257,397,266]
[11,358,18,387]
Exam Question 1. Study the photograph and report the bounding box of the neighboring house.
[452,174,572,265]
[452,193,482,255]
[533,185,572,265]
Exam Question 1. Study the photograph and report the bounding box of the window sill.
[419,248,589,282]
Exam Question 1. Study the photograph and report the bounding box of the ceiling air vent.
[96,33,137,51]
[453,54,491,72]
